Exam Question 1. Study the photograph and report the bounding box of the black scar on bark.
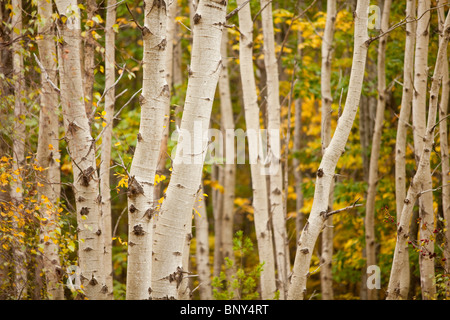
[128,176,144,198]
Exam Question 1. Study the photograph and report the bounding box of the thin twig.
[177,20,191,32]
[125,3,144,31]
[33,53,60,93]
[277,0,318,61]
[366,2,450,45]
[253,0,273,23]
[113,206,127,238]
[323,198,362,218]
[100,0,125,10]
[226,0,250,20]
[95,88,142,142]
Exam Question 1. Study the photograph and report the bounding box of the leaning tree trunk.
[260,0,289,299]
[125,0,169,300]
[364,0,392,301]
[319,0,336,301]
[237,0,277,299]
[387,10,450,300]
[11,0,27,299]
[394,0,416,299]
[151,0,227,300]
[437,1,450,298]
[36,0,64,300]
[99,0,116,300]
[410,0,436,300]
[287,0,370,300]
[54,0,107,300]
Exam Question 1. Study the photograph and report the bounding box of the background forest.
[0,0,449,300]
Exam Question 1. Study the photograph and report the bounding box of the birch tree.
[437,1,450,297]
[364,0,392,301]
[287,0,370,300]
[83,0,98,117]
[36,0,64,300]
[410,0,436,299]
[125,0,169,300]
[194,192,212,300]
[394,0,416,299]
[319,0,336,300]
[387,9,450,300]
[54,0,107,300]
[99,0,116,299]
[260,0,289,299]
[151,0,227,300]
[218,27,236,287]
[237,0,277,299]
[11,0,27,299]
[293,0,304,238]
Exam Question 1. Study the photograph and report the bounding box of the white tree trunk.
[411,0,436,299]
[218,27,236,287]
[287,0,370,300]
[260,0,289,299]
[294,0,304,239]
[125,0,169,300]
[11,0,27,299]
[154,0,177,201]
[394,0,416,299]
[83,0,97,118]
[387,10,450,300]
[54,0,107,300]
[151,0,227,300]
[99,0,116,300]
[237,0,277,299]
[319,0,336,301]
[364,0,392,301]
[437,1,450,298]
[36,0,64,300]
[194,192,212,299]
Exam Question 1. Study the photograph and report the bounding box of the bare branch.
[33,53,60,93]
[226,0,250,20]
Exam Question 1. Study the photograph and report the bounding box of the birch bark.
[364,0,391,301]
[319,0,336,300]
[54,0,107,299]
[394,0,416,299]
[218,27,236,287]
[99,0,116,300]
[11,0,27,299]
[36,0,64,300]
[260,0,289,299]
[387,10,450,300]
[411,0,436,299]
[287,0,370,299]
[194,192,213,299]
[237,0,277,299]
[83,0,97,118]
[294,0,304,238]
[437,1,450,298]
[125,0,169,300]
[151,0,227,300]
